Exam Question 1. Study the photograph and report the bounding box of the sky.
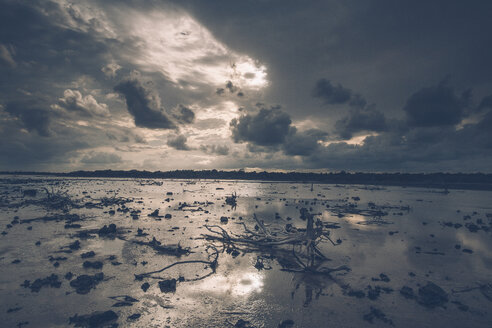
[1,0,492,173]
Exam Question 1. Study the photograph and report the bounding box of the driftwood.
[201,212,350,276]
[135,245,219,282]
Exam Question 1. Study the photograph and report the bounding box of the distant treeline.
[1,169,492,191]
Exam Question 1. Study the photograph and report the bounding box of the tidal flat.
[1,176,491,327]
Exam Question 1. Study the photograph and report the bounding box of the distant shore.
[1,170,492,191]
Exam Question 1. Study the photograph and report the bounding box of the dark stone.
[98,224,117,236]
[141,282,150,292]
[127,313,141,321]
[83,261,103,269]
[69,240,81,250]
[278,319,295,328]
[400,286,415,299]
[417,282,448,308]
[158,279,177,293]
[81,251,96,259]
[69,310,118,328]
[69,273,104,294]
[23,274,62,292]
[347,289,365,298]
[363,307,393,325]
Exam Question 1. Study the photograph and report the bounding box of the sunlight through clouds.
[127,11,268,89]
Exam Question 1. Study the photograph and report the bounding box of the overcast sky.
[1,0,491,172]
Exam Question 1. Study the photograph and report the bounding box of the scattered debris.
[22,274,62,293]
[69,310,118,328]
[69,273,104,294]
[158,279,177,293]
[363,307,393,325]
[417,282,449,308]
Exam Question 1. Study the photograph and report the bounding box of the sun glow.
[127,11,268,89]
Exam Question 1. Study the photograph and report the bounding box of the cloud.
[200,144,230,156]
[283,128,327,156]
[0,43,16,68]
[172,104,195,124]
[403,81,469,127]
[478,94,492,112]
[81,151,122,164]
[114,79,176,129]
[225,81,238,93]
[230,107,292,146]
[335,105,387,139]
[313,79,352,105]
[230,107,328,156]
[55,89,110,117]
[101,62,121,78]
[194,118,227,130]
[4,102,53,136]
[167,134,191,151]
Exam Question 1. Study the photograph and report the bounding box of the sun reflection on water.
[191,271,264,297]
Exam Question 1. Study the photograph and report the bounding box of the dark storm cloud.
[230,107,292,146]
[114,80,177,129]
[167,134,191,151]
[0,120,91,170]
[1,0,492,172]
[4,102,54,137]
[311,78,386,139]
[0,1,115,97]
[403,81,470,127]
[283,128,327,156]
[335,106,387,140]
[230,107,328,156]
[172,104,195,124]
[478,95,492,112]
[313,79,352,105]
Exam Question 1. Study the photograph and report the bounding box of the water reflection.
[2,177,492,327]
[192,270,264,297]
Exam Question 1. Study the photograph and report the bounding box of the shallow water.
[1,176,492,327]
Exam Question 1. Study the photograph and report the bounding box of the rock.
[141,282,150,292]
[81,251,96,259]
[367,286,381,300]
[98,224,117,236]
[347,289,365,298]
[400,286,415,299]
[23,274,61,292]
[363,307,393,325]
[127,313,141,321]
[69,310,117,328]
[83,261,103,269]
[69,240,81,250]
[158,279,177,293]
[278,319,295,328]
[69,273,104,294]
[148,209,160,217]
[417,282,448,308]
[234,319,251,328]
